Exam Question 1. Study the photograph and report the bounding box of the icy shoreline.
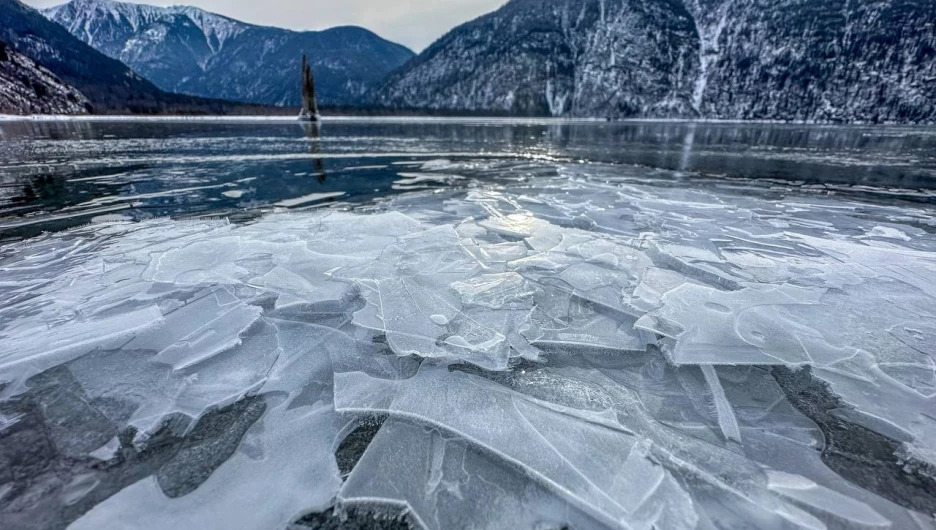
[1,161,935,529]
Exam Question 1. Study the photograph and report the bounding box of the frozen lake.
[2,118,935,240]
[1,119,935,530]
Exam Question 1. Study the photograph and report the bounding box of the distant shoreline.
[1,114,933,127]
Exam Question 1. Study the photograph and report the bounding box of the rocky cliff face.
[0,38,90,115]
[44,0,415,106]
[374,0,936,123]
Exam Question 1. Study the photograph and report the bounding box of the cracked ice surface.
[1,161,936,529]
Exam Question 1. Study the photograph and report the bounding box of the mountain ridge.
[43,0,416,106]
[1,0,165,113]
[0,0,288,114]
[373,0,936,123]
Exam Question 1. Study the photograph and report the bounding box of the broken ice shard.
[1,159,933,530]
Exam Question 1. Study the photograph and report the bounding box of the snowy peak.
[1,0,283,114]
[44,0,246,55]
[47,0,160,33]
[42,0,415,106]
[166,6,247,54]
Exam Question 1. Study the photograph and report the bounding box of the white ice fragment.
[70,408,343,530]
[767,471,890,527]
[635,283,840,365]
[701,365,743,445]
[377,276,508,365]
[62,473,100,506]
[866,226,911,241]
[91,214,133,223]
[340,419,605,530]
[249,266,350,309]
[274,191,345,208]
[307,211,424,261]
[0,412,24,433]
[429,314,449,326]
[477,241,528,263]
[143,237,248,285]
[478,213,541,239]
[450,272,536,309]
[153,301,261,370]
[629,267,692,313]
[772,502,828,530]
[334,365,696,529]
[71,317,344,530]
[1,305,165,386]
[615,439,665,514]
[394,172,464,188]
[88,437,121,461]
[526,290,645,354]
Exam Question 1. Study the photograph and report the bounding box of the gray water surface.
[2,118,935,241]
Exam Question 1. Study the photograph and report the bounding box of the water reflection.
[301,122,327,184]
[14,174,67,206]
[680,122,697,171]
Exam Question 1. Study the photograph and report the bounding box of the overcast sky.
[23,0,506,51]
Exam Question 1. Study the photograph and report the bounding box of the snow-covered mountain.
[1,0,173,113]
[44,0,415,107]
[374,0,936,123]
[0,38,90,115]
[1,0,287,114]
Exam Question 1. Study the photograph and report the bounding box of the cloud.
[23,0,506,51]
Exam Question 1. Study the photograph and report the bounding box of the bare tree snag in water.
[299,54,319,122]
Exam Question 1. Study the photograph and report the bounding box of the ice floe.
[1,160,935,529]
